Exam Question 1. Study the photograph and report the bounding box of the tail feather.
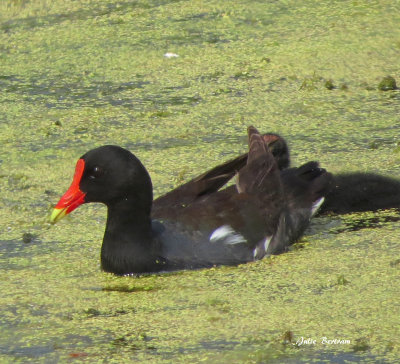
[237,126,281,196]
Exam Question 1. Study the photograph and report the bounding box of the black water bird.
[319,172,400,214]
[221,134,400,215]
[51,127,330,274]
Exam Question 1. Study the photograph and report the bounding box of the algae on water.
[0,0,399,362]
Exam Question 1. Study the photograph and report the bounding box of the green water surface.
[0,0,399,362]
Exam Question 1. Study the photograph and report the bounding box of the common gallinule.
[50,127,331,275]
[319,172,400,214]
[217,134,400,215]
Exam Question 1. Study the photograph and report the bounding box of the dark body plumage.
[52,127,331,275]
[203,133,400,215]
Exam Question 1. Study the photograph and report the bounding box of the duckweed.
[1,0,399,363]
[378,76,397,91]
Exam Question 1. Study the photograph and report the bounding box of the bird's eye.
[88,166,104,179]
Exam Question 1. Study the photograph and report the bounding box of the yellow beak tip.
[50,208,67,224]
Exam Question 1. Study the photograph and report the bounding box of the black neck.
[100,197,161,274]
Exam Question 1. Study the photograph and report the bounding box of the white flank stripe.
[264,236,272,252]
[311,197,325,217]
[210,225,246,245]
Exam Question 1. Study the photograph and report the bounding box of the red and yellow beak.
[50,159,87,224]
